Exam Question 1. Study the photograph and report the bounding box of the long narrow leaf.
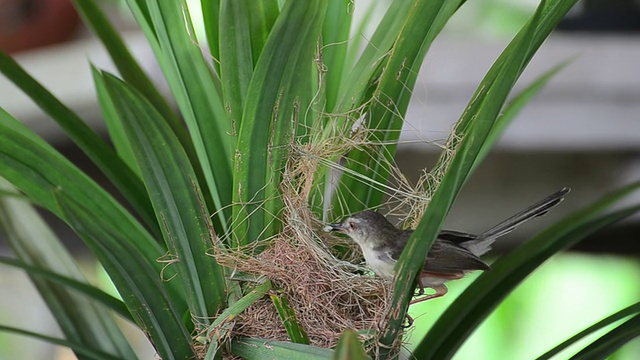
[232,0,327,245]
[0,325,121,360]
[428,0,579,181]
[333,1,413,115]
[219,0,279,132]
[569,314,640,360]
[102,73,227,325]
[219,1,255,127]
[204,279,272,339]
[0,108,165,259]
[538,302,640,360]
[74,0,205,229]
[379,3,549,354]
[56,191,196,360]
[334,0,462,216]
[93,66,140,174]
[201,0,222,75]
[473,58,573,170]
[413,182,640,359]
[322,0,353,112]
[231,337,334,359]
[333,330,367,360]
[71,0,176,123]
[202,279,273,359]
[0,51,157,231]
[269,290,310,344]
[0,107,187,311]
[143,0,235,230]
[0,256,131,322]
[0,179,136,359]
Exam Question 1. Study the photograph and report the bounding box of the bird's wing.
[423,240,490,273]
[388,230,412,261]
[438,230,477,244]
[389,231,489,274]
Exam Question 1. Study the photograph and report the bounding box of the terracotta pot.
[0,0,81,54]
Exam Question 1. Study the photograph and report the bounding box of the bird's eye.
[348,221,356,229]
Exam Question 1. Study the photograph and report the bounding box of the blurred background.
[0,0,638,358]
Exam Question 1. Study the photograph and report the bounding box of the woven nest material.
[215,207,397,353]
[207,136,430,357]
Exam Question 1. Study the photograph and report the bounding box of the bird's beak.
[326,222,346,233]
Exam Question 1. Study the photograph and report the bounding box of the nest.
[205,114,457,357]
[207,133,410,357]
[215,202,395,353]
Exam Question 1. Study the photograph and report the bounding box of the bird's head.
[327,210,395,247]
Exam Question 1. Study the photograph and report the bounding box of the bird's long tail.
[462,187,571,256]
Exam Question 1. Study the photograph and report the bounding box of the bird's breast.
[360,243,395,280]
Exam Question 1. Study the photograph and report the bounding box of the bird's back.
[391,230,490,275]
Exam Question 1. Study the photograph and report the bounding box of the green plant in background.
[0,0,638,359]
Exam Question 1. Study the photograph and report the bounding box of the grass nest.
[211,138,411,357]
[214,194,397,355]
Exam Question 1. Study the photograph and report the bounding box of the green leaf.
[413,182,640,359]
[0,325,122,360]
[0,108,165,260]
[269,290,310,344]
[429,0,580,179]
[378,2,548,352]
[0,256,131,321]
[142,0,235,229]
[219,1,255,128]
[71,0,176,123]
[219,0,279,130]
[232,0,328,245]
[333,330,368,360]
[0,106,188,321]
[201,278,272,359]
[201,0,222,75]
[102,73,228,324]
[231,337,335,359]
[473,58,573,169]
[0,51,157,231]
[322,0,353,112]
[570,314,640,360]
[537,302,640,360]
[205,279,272,337]
[0,179,136,359]
[55,191,196,360]
[333,1,413,115]
[92,66,140,174]
[334,0,463,215]
[245,1,279,65]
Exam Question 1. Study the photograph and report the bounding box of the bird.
[327,187,570,303]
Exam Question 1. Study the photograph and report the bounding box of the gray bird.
[328,187,570,303]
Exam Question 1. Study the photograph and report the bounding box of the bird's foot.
[410,284,448,305]
[402,314,414,328]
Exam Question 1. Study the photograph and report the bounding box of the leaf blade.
[413,182,640,359]
[333,329,367,360]
[333,0,463,215]
[569,314,640,360]
[537,302,640,360]
[56,191,196,360]
[102,73,228,324]
[0,51,157,231]
[0,325,121,360]
[0,179,136,359]
[232,0,328,245]
[231,337,334,359]
[144,0,235,229]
